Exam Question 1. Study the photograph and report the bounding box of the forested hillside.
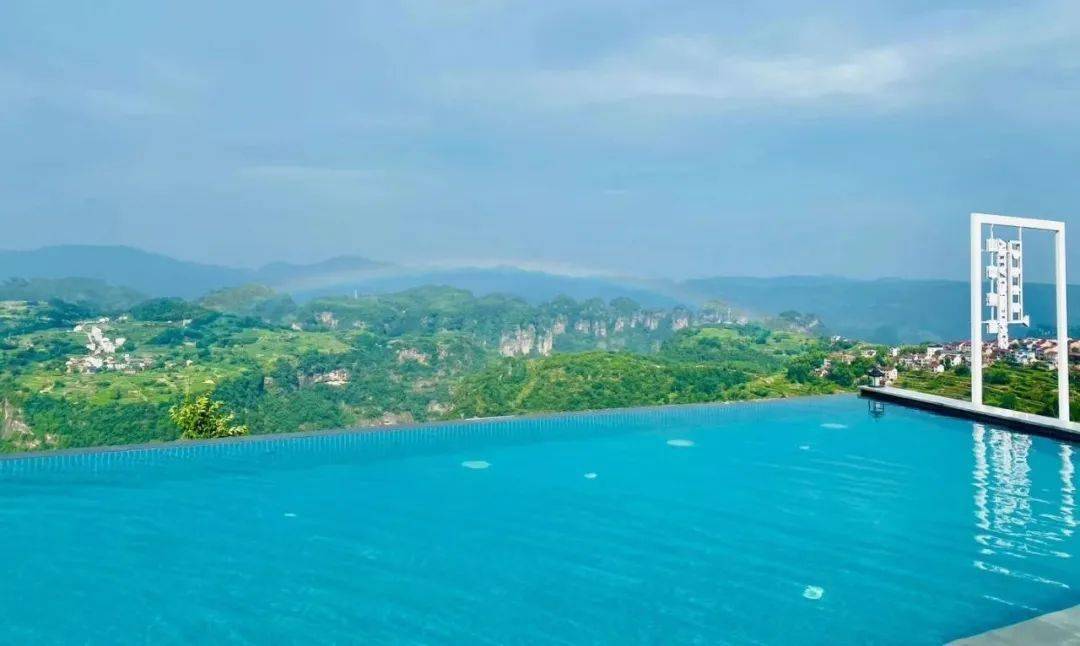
[451,327,838,417]
[0,285,834,452]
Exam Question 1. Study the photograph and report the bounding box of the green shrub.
[169,396,249,439]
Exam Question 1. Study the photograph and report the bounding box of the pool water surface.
[0,395,1077,644]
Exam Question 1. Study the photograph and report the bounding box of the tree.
[827,364,856,387]
[169,395,249,439]
[130,297,208,322]
[785,359,816,384]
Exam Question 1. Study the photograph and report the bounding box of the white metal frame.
[970,213,1068,421]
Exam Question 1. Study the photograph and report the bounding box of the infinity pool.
[1,395,1077,644]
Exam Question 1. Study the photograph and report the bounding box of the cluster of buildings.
[1002,337,1080,367]
[899,337,1080,372]
[894,343,968,374]
[65,323,151,374]
[854,335,1080,388]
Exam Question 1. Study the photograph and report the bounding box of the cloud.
[0,56,208,120]
[442,1,1080,114]
[441,38,916,113]
[528,36,911,106]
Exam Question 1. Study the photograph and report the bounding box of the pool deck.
[858,386,1080,442]
[949,604,1080,644]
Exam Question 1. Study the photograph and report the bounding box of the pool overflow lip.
[859,385,1080,444]
[6,387,1078,463]
[0,393,852,462]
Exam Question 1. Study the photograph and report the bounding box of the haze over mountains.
[0,246,683,307]
[3,245,1079,344]
[0,245,388,299]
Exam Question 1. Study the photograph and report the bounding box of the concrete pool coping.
[949,604,1080,644]
[859,386,1080,443]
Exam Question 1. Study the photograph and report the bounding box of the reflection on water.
[973,425,991,534]
[867,400,886,420]
[1061,445,1076,537]
[971,424,1075,591]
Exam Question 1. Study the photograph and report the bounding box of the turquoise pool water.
[1,395,1077,644]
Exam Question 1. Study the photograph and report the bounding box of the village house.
[1013,349,1038,366]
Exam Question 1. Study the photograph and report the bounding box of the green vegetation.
[170,396,249,439]
[897,363,1080,419]
[200,284,297,320]
[451,326,840,417]
[0,277,145,311]
[9,251,1079,453]
[0,284,839,452]
[131,297,210,322]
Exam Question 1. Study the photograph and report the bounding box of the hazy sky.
[3,1,1080,279]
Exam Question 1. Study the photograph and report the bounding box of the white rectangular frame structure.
[971,213,1068,421]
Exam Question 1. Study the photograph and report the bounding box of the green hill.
[450,326,837,417]
[0,246,247,298]
[0,277,144,310]
[0,287,833,452]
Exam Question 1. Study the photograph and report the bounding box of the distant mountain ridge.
[0,245,680,308]
[288,266,685,309]
[255,256,391,287]
[0,246,244,299]
[4,245,1079,344]
[679,276,1080,344]
[0,277,145,310]
[0,246,391,299]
